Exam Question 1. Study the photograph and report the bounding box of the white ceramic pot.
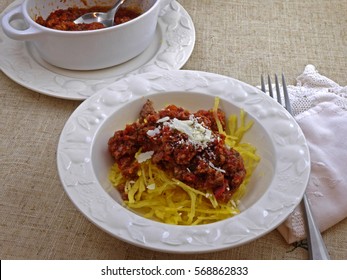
[1,0,173,70]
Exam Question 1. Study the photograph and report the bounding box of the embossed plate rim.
[57,70,310,253]
[0,0,195,100]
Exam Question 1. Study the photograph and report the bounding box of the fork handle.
[303,194,331,259]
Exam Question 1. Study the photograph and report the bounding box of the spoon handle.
[106,0,127,20]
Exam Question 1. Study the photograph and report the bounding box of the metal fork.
[261,74,331,260]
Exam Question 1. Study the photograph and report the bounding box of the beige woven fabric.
[1,0,346,260]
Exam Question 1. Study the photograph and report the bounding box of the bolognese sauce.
[35,6,142,31]
[108,100,247,203]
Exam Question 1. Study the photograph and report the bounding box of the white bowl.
[57,70,310,253]
[1,0,173,70]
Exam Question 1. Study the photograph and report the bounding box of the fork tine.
[274,74,282,105]
[282,74,292,115]
[267,75,273,98]
[261,75,266,93]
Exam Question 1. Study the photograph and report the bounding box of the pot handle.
[1,5,42,40]
[159,0,174,10]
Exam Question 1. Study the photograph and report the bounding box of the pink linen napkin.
[277,65,347,243]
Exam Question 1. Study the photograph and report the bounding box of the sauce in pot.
[35,6,142,31]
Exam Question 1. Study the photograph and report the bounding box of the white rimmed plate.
[0,0,195,100]
[57,70,310,253]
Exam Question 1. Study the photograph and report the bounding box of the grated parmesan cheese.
[136,151,154,163]
[208,161,226,173]
[147,127,160,137]
[157,116,170,123]
[146,114,216,149]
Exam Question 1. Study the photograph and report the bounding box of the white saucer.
[0,0,195,100]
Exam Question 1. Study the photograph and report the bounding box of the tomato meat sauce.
[108,100,246,203]
[35,6,142,31]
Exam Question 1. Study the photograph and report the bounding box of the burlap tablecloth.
[1,0,346,260]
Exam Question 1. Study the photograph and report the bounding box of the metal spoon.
[74,0,126,27]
